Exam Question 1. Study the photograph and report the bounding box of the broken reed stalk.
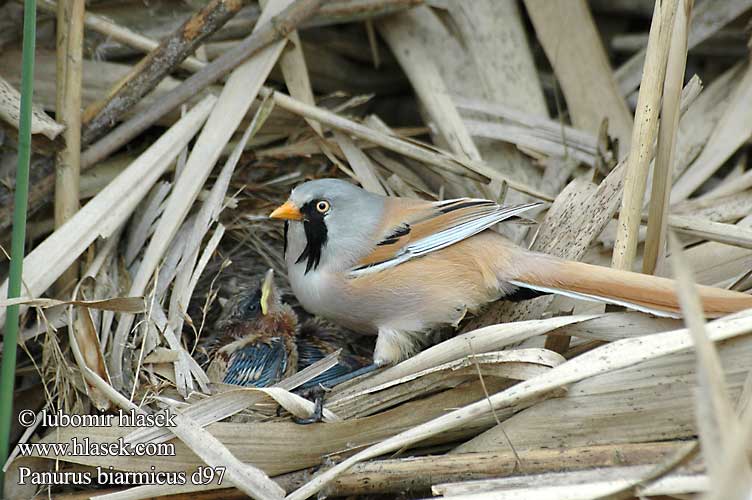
[611,0,679,271]
[642,0,692,275]
[0,0,36,487]
[37,0,205,72]
[86,441,686,499]
[319,441,688,497]
[523,0,633,148]
[287,309,752,499]
[54,0,85,294]
[80,0,323,169]
[81,0,247,145]
[262,89,551,200]
[0,0,409,233]
[295,0,422,26]
[219,0,423,33]
[668,231,751,494]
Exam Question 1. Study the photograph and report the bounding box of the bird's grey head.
[270,179,384,273]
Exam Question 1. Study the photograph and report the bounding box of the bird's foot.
[292,363,382,425]
[293,388,325,425]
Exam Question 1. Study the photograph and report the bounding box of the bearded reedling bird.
[269,178,752,373]
[206,269,368,389]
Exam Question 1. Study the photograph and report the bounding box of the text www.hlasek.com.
[17,437,175,458]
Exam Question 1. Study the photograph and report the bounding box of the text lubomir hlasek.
[38,409,176,427]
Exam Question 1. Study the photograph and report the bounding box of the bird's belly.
[288,267,378,334]
[287,234,508,335]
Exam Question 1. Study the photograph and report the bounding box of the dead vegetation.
[1,0,752,498]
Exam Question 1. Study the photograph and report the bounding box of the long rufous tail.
[509,252,752,318]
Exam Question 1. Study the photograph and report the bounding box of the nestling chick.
[205,269,368,389]
[296,318,369,390]
[206,269,298,387]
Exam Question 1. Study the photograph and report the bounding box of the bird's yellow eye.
[315,200,330,213]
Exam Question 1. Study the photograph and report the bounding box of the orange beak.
[269,200,302,221]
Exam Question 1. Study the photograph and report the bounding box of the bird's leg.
[373,327,418,366]
[293,386,325,424]
[292,328,412,425]
[292,363,382,425]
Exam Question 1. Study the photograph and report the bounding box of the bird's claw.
[293,389,325,425]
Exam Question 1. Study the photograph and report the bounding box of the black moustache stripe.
[283,220,289,256]
[295,201,328,273]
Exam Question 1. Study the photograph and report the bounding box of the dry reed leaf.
[237,387,340,422]
[434,467,707,499]
[422,0,544,209]
[286,311,752,499]
[72,300,114,411]
[668,232,752,494]
[669,215,752,249]
[443,0,547,117]
[263,91,553,201]
[705,372,752,499]
[377,6,481,163]
[455,97,598,154]
[66,301,144,415]
[183,224,225,309]
[456,332,752,453]
[79,153,140,198]
[611,0,679,271]
[463,119,597,167]
[154,219,194,301]
[0,296,144,312]
[386,349,564,386]
[0,75,64,139]
[333,131,386,194]
[700,162,752,200]
[124,182,171,266]
[0,50,207,125]
[671,61,752,201]
[125,352,341,445]
[333,315,599,399]
[169,411,285,500]
[29,377,514,477]
[367,148,434,196]
[643,0,692,274]
[0,95,215,327]
[659,213,752,283]
[110,0,295,384]
[673,190,752,220]
[142,347,179,364]
[169,94,274,336]
[549,312,680,342]
[614,0,752,95]
[329,348,565,420]
[671,63,742,181]
[259,0,322,137]
[384,173,419,198]
[524,0,632,147]
[149,303,206,396]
